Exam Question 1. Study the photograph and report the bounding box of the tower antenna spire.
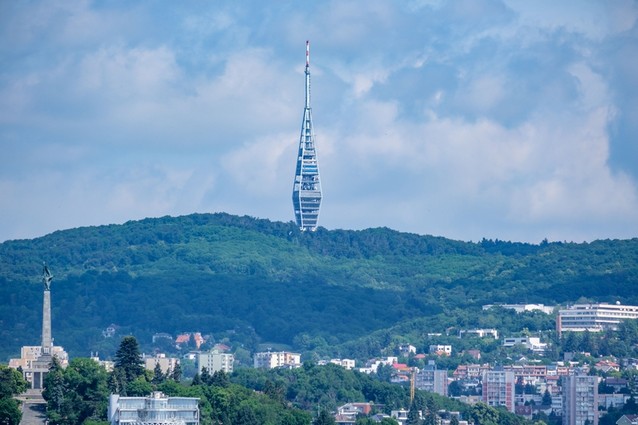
[292,40,322,231]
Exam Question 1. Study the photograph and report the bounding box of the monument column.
[42,264,53,355]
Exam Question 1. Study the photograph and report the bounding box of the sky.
[1,0,637,244]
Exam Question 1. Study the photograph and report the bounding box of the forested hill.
[1,212,637,361]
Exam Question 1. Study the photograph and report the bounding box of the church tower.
[292,40,322,231]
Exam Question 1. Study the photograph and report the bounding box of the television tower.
[292,40,322,231]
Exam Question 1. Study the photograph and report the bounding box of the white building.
[502,337,547,353]
[430,345,452,356]
[333,359,355,369]
[562,375,598,425]
[108,392,199,425]
[253,351,300,369]
[483,304,556,314]
[358,357,397,374]
[197,350,234,374]
[459,329,499,339]
[557,303,638,334]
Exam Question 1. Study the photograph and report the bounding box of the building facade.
[562,375,598,425]
[415,362,448,397]
[253,351,301,369]
[197,350,234,374]
[107,392,199,425]
[144,354,180,375]
[557,303,638,334]
[482,370,516,413]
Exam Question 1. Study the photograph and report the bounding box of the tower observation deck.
[292,40,322,231]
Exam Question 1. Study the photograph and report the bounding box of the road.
[19,397,46,425]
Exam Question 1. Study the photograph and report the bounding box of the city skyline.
[1,1,637,243]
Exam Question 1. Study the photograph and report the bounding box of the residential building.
[504,365,547,387]
[415,361,448,396]
[459,329,499,339]
[557,303,638,334]
[253,351,301,369]
[358,357,397,374]
[333,359,355,369]
[107,392,199,425]
[502,337,547,353]
[482,369,516,413]
[399,344,417,355]
[335,403,376,424]
[453,364,490,380]
[144,354,180,375]
[197,350,234,374]
[599,394,629,410]
[617,415,638,425]
[430,345,452,356]
[562,374,598,425]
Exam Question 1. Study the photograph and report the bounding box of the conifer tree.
[170,362,182,382]
[114,336,144,384]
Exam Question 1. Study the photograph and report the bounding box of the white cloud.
[0,0,637,243]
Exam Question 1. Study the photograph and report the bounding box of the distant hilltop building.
[482,303,555,315]
[292,40,322,231]
[557,302,638,335]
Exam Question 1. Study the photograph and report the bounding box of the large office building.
[291,40,322,231]
[557,303,638,335]
[107,392,199,425]
[197,350,234,374]
[482,369,516,413]
[562,375,598,425]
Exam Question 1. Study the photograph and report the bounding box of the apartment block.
[562,374,598,425]
[482,369,516,413]
[197,350,234,374]
[253,351,301,369]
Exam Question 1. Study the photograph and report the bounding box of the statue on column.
[42,263,53,291]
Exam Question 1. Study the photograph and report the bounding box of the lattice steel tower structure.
[292,40,322,231]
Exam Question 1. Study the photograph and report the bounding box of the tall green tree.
[171,362,182,382]
[114,336,144,384]
[0,399,22,425]
[0,366,27,398]
[470,403,499,425]
[152,363,165,385]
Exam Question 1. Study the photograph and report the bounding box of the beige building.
[253,351,301,369]
[144,354,180,375]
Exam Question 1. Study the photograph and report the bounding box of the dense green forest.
[1,213,637,361]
